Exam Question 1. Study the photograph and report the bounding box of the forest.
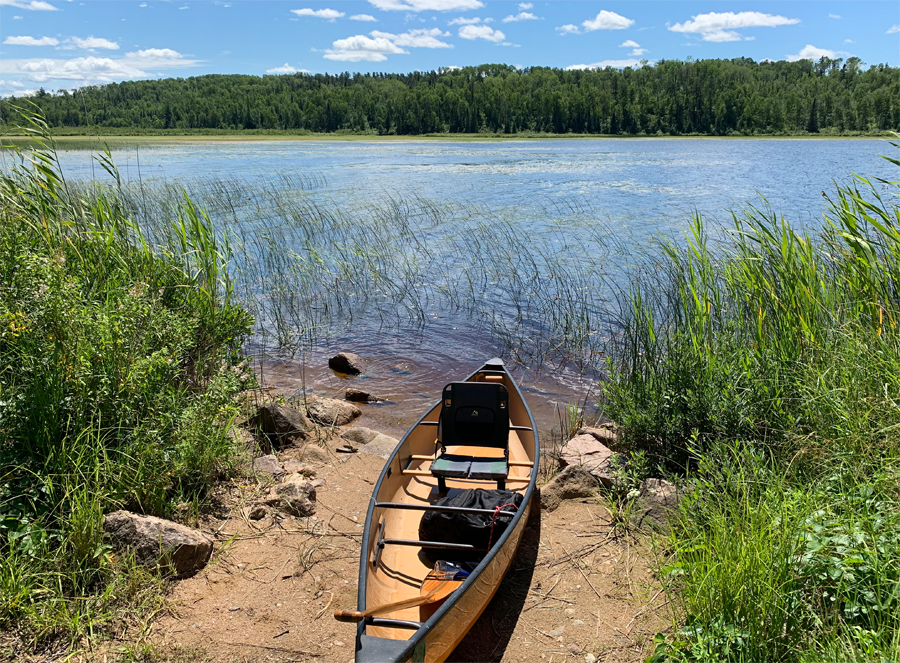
[1,57,898,136]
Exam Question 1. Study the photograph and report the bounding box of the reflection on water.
[48,139,892,435]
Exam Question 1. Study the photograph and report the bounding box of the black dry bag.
[418,489,523,561]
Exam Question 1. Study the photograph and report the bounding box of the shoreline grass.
[605,138,900,661]
[0,115,254,656]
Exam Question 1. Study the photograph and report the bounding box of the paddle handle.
[334,591,438,623]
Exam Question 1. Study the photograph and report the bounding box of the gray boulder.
[359,433,401,459]
[328,352,365,375]
[631,478,681,532]
[576,423,620,449]
[103,510,213,577]
[266,474,317,517]
[540,465,599,512]
[251,403,313,445]
[559,434,615,487]
[307,398,361,427]
[251,454,285,477]
[341,427,378,445]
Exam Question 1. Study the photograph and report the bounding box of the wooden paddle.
[334,567,464,623]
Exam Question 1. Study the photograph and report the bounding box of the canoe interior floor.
[366,435,531,641]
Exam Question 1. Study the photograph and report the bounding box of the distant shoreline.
[1,131,892,146]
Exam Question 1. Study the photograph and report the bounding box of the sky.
[0,0,898,97]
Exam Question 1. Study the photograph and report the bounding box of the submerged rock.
[307,398,361,427]
[328,352,365,375]
[103,510,213,577]
[345,387,380,403]
[559,434,615,487]
[540,465,599,512]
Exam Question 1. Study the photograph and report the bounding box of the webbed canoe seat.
[431,382,509,491]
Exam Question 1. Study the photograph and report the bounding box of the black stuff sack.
[418,489,523,561]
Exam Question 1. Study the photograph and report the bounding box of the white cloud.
[66,36,119,50]
[13,14,22,18]
[371,27,451,48]
[458,24,505,42]
[139,2,146,5]
[786,44,836,62]
[266,63,297,74]
[367,0,482,12]
[2,48,198,83]
[582,10,634,31]
[449,16,488,25]
[0,0,58,10]
[350,13,377,21]
[323,34,406,61]
[502,12,536,23]
[291,8,344,19]
[888,25,900,34]
[178,5,188,8]
[4,35,59,46]
[566,59,642,70]
[828,14,840,19]
[517,2,531,9]
[0,79,25,86]
[629,48,647,56]
[619,39,640,48]
[556,24,580,35]
[844,39,855,43]
[669,11,799,42]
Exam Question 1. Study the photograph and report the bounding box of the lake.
[45,138,897,435]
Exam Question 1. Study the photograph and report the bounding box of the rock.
[631,478,680,532]
[266,474,317,517]
[548,627,565,638]
[540,465,599,512]
[345,387,380,403]
[102,510,213,577]
[585,654,598,663]
[576,422,620,448]
[559,434,615,486]
[296,445,331,465]
[227,426,257,451]
[247,505,269,520]
[573,619,585,626]
[251,403,313,445]
[359,433,400,460]
[307,398,361,427]
[336,444,358,454]
[251,454,284,477]
[283,461,316,477]
[341,427,378,445]
[328,352,365,375]
[567,644,581,655]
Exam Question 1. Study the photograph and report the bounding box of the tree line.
[2,57,898,135]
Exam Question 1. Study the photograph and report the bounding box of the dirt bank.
[146,431,668,663]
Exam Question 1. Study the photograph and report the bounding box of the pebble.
[333,640,345,647]
[573,619,585,626]
[548,627,565,638]
[228,606,241,612]
[564,608,575,616]
[585,655,598,663]
[567,643,581,655]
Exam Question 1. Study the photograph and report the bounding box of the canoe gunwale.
[355,358,539,663]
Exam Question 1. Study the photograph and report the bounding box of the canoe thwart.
[380,537,486,552]
[366,618,424,630]
[374,501,519,516]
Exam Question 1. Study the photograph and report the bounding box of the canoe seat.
[431,382,509,491]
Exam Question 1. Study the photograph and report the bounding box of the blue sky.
[1,1,897,97]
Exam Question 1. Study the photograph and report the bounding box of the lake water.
[47,138,897,436]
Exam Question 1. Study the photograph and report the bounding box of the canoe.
[346,357,539,663]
